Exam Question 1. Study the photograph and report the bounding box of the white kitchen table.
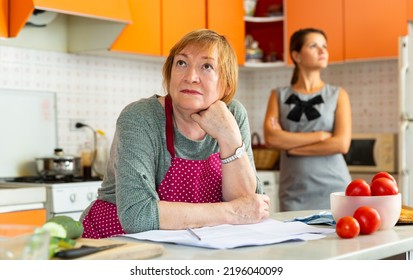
[117,210,413,260]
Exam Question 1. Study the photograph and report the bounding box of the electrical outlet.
[69,119,85,131]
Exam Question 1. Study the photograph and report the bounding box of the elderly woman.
[81,29,270,238]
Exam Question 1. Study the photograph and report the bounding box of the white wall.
[0,45,399,175]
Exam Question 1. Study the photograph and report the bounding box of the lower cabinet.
[257,171,280,213]
[0,208,47,226]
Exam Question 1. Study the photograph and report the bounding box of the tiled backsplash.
[239,60,399,138]
[0,45,399,158]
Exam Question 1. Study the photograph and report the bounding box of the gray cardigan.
[81,95,262,233]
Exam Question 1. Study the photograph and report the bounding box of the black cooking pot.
[35,148,81,177]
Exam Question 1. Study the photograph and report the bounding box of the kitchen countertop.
[116,210,413,260]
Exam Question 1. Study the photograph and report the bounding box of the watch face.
[235,146,244,158]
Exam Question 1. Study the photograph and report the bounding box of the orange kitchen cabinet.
[285,0,344,64]
[113,0,206,57]
[162,0,206,56]
[408,0,413,20]
[0,209,47,227]
[0,0,7,37]
[207,0,245,65]
[344,0,407,60]
[111,0,161,56]
[9,0,131,37]
[114,0,245,61]
[9,0,33,38]
[27,0,130,21]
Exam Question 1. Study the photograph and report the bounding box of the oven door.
[45,183,100,220]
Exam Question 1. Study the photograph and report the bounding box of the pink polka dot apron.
[81,199,125,239]
[157,95,223,203]
[81,95,223,238]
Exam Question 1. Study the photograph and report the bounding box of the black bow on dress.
[285,94,324,122]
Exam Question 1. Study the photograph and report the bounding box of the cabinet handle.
[263,180,270,185]
[70,193,76,202]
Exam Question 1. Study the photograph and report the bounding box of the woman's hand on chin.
[191,100,240,143]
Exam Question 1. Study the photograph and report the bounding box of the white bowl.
[330,192,401,230]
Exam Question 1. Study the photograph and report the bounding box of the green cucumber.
[48,236,77,258]
[51,236,77,248]
[42,215,84,239]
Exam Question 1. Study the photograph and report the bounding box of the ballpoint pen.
[186,228,202,241]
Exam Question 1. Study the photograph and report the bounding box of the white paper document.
[123,219,335,249]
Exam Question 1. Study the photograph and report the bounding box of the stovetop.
[2,175,102,184]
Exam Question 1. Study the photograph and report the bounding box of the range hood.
[6,0,132,53]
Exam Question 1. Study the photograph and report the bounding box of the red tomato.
[371,171,396,184]
[370,177,399,196]
[336,216,360,239]
[353,206,381,234]
[345,179,371,196]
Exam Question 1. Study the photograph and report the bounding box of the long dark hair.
[289,28,327,85]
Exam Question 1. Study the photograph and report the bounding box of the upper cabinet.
[285,0,344,64]
[344,0,407,60]
[9,0,131,37]
[112,0,205,57]
[2,0,131,53]
[162,0,206,56]
[2,0,409,62]
[0,0,255,63]
[0,0,7,38]
[29,0,130,20]
[112,0,244,63]
[111,0,161,56]
[285,0,408,64]
[208,0,245,65]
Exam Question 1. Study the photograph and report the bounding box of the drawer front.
[0,187,46,206]
[0,208,47,226]
[47,186,98,213]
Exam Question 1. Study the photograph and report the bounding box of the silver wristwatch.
[220,142,246,164]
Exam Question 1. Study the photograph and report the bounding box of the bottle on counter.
[81,141,93,179]
[94,129,109,179]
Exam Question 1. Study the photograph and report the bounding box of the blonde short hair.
[162,29,238,104]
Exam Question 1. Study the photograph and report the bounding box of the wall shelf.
[243,61,285,68]
[244,0,285,66]
[244,15,284,23]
